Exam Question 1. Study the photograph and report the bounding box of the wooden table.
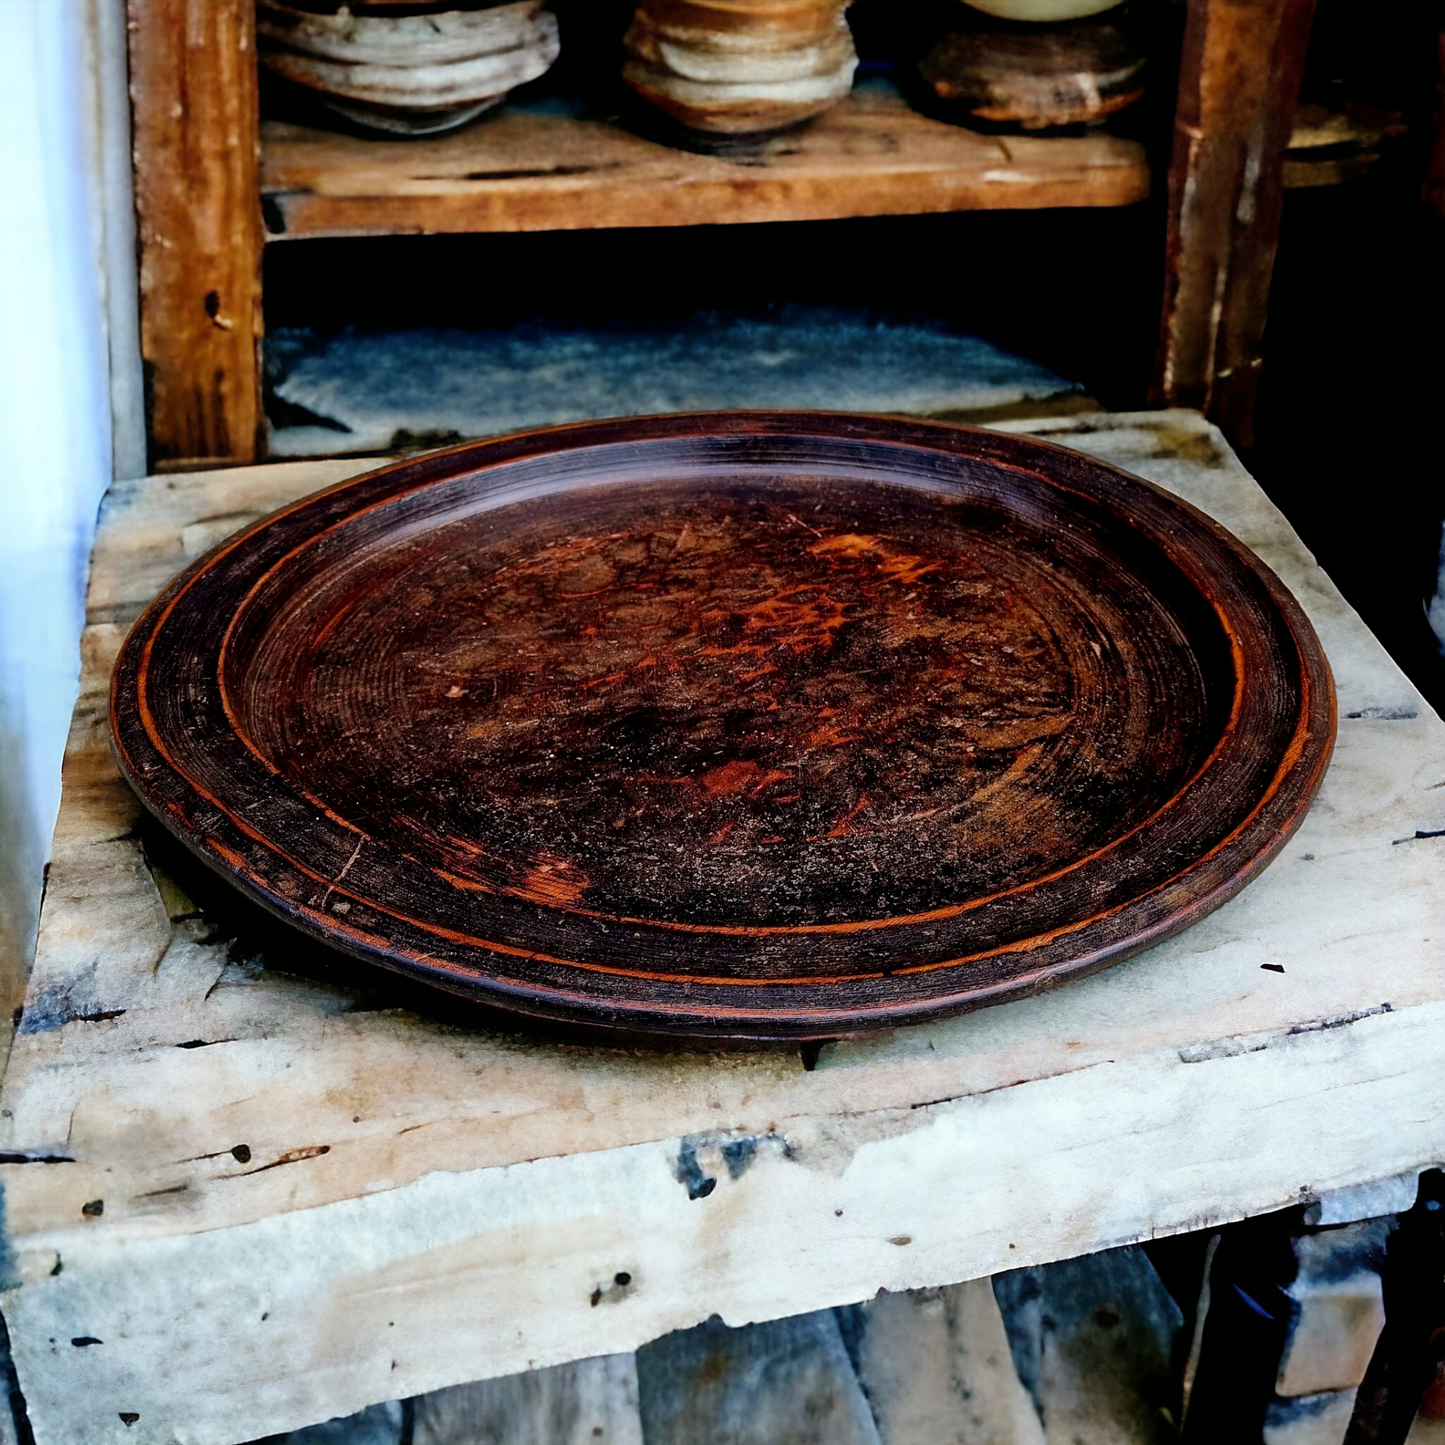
[2,410,1441,1445]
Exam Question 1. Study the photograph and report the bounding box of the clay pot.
[1283,102,1408,189]
[920,16,1143,130]
[257,0,560,136]
[623,0,858,139]
[960,0,1122,20]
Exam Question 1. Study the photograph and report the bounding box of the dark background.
[263,0,1445,713]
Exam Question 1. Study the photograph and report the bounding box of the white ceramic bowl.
[961,0,1123,21]
[258,0,559,135]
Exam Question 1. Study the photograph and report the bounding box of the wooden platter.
[110,413,1335,1041]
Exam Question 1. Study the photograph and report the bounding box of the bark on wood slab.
[3,413,1444,1445]
[258,85,1150,239]
[128,0,266,466]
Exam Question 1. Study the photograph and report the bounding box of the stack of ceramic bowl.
[257,0,561,137]
[919,0,1143,131]
[623,0,858,140]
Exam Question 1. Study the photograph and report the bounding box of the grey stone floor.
[265,307,1084,458]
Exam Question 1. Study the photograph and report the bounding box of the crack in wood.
[231,1145,332,1178]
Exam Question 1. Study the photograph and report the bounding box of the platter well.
[111,413,1334,1040]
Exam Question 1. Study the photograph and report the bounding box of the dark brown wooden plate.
[111,413,1335,1041]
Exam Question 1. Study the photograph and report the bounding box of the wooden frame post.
[128,0,265,468]
[1153,0,1316,447]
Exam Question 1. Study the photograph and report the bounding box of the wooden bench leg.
[1152,0,1317,448]
[636,1311,878,1445]
[412,1353,644,1445]
[128,0,264,468]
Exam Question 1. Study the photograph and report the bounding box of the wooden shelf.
[260,83,1150,241]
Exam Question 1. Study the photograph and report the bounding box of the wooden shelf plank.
[260,85,1150,240]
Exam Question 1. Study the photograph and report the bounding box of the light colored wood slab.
[260,86,1149,240]
[3,412,1444,1445]
[128,0,266,465]
[1275,1222,1388,1401]
[852,1279,1044,1445]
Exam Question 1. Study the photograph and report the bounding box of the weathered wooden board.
[2,412,1443,1445]
[992,1247,1182,1445]
[128,0,266,467]
[635,1311,878,1445]
[259,85,1149,240]
[413,1352,642,1445]
[851,1278,1044,1445]
[1152,0,1316,445]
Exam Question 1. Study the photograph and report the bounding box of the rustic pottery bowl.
[921,15,1143,129]
[257,0,560,136]
[960,0,1122,20]
[624,0,858,138]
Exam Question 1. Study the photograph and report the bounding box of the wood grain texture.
[635,1310,880,1445]
[1151,0,1316,447]
[128,0,265,466]
[991,1247,1182,1445]
[851,1279,1045,1445]
[5,413,1445,1445]
[412,1352,642,1445]
[258,86,1149,240]
[107,413,1335,1040]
